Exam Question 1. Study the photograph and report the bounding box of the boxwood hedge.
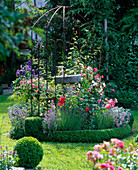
[25,117,132,143]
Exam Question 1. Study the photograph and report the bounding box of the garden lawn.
[0,95,137,170]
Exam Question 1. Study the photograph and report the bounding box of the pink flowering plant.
[87,138,138,170]
[0,146,18,169]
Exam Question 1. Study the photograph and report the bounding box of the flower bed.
[8,60,134,143]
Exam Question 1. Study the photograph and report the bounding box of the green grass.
[0,95,138,169]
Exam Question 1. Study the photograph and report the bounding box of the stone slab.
[55,74,81,84]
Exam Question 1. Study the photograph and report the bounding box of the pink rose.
[102,75,104,78]
[87,89,90,92]
[94,68,97,72]
[80,98,84,101]
[118,141,124,149]
[72,87,75,90]
[118,168,123,170]
[94,144,101,151]
[109,165,115,170]
[100,163,110,169]
[27,80,31,84]
[32,84,35,88]
[115,98,118,103]
[105,104,111,109]
[97,99,101,104]
[76,93,79,95]
[20,81,23,85]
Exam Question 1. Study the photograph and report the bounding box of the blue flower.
[16,70,20,77]
[22,70,26,76]
[39,71,42,76]
[28,60,32,67]
[32,69,35,75]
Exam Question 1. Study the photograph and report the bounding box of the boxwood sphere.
[14,137,43,168]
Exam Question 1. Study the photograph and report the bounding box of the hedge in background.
[25,117,131,143]
[25,117,44,140]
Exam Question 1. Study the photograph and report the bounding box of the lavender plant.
[42,101,61,135]
[106,107,132,127]
[8,103,29,129]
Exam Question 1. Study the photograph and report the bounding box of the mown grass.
[0,95,137,169]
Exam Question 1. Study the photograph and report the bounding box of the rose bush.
[87,138,138,170]
[57,65,118,130]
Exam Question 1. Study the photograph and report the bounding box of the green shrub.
[24,117,131,143]
[95,111,115,130]
[13,137,43,168]
[0,86,3,94]
[44,124,131,143]
[9,126,25,139]
[25,117,44,140]
[135,135,138,142]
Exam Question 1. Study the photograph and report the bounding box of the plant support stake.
[104,18,109,81]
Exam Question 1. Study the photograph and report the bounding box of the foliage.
[9,126,25,140]
[94,111,115,130]
[58,107,83,131]
[104,82,137,108]
[0,2,25,62]
[13,137,43,168]
[135,135,138,143]
[87,138,137,169]
[69,0,137,108]
[25,117,43,140]
[0,86,3,94]
[0,146,18,170]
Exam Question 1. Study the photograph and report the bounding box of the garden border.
[23,117,132,143]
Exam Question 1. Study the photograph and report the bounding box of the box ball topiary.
[13,137,43,168]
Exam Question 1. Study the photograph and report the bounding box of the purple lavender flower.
[35,75,38,78]
[39,71,42,76]
[16,70,20,77]
[26,65,30,71]
[22,70,26,76]
[28,60,32,67]
[32,69,35,75]
[20,70,23,74]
